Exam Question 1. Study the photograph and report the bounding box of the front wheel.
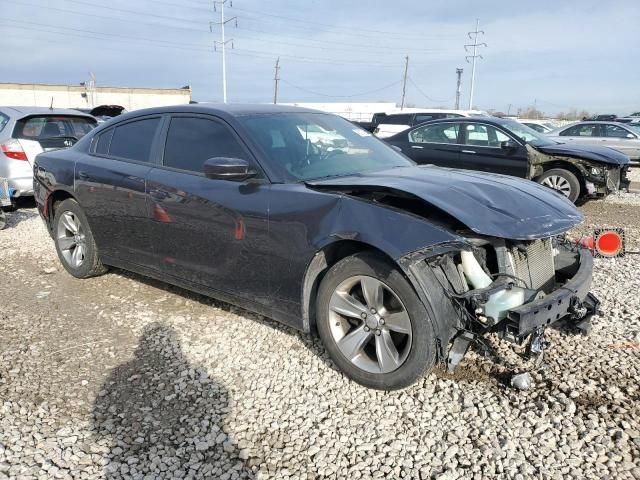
[316,253,437,390]
[537,168,581,203]
[53,199,107,278]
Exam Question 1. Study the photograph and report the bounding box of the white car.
[0,107,97,198]
[373,109,488,138]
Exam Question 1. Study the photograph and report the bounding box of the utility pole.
[400,55,409,110]
[211,0,236,103]
[273,57,280,104]
[465,19,486,110]
[455,68,463,110]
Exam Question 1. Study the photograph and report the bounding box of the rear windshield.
[13,115,97,140]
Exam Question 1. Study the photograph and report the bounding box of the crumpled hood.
[537,142,629,165]
[307,165,583,240]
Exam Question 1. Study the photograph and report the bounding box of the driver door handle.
[461,150,476,154]
[411,145,424,149]
[78,171,90,180]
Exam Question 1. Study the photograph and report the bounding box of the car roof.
[0,106,96,118]
[117,103,322,119]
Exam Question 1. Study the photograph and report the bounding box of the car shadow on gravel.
[91,322,254,479]
[113,268,341,374]
[0,206,39,229]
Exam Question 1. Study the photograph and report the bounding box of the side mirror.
[500,139,519,150]
[626,133,635,139]
[203,157,256,181]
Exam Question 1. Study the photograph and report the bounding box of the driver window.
[604,124,633,138]
[409,123,459,144]
[464,124,507,147]
[163,117,250,174]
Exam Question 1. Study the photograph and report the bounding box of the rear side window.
[94,129,114,155]
[14,116,96,140]
[0,113,9,132]
[409,123,460,144]
[383,114,412,125]
[163,117,247,173]
[109,118,160,162]
[561,124,599,137]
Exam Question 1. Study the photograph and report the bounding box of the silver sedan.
[548,121,640,160]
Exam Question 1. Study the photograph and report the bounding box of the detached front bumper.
[503,249,598,341]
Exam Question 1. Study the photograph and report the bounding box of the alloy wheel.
[328,275,412,374]
[56,211,86,268]
[541,175,572,197]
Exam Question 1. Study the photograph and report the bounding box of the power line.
[280,79,403,99]
[408,77,456,104]
[231,6,460,41]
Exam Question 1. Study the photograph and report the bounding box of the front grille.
[510,238,555,292]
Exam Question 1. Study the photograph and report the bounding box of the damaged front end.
[401,235,600,371]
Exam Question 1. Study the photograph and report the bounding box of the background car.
[384,117,630,203]
[373,109,487,138]
[548,121,640,161]
[33,104,598,390]
[519,121,554,133]
[0,107,97,198]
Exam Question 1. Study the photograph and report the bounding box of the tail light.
[1,139,28,161]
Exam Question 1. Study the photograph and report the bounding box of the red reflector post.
[594,229,625,257]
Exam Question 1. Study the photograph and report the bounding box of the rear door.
[146,114,272,306]
[75,116,161,268]
[459,123,529,177]
[403,121,462,166]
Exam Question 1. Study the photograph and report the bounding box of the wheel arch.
[301,240,398,334]
[47,189,77,232]
[536,160,586,196]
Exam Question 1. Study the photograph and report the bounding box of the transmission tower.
[211,0,237,103]
[464,19,486,110]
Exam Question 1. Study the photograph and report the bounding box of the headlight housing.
[590,167,603,176]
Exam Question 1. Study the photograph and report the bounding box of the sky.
[1,0,639,115]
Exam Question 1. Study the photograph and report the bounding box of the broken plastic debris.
[511,372,533,391]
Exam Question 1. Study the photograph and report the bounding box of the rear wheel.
[538,168,581,203]
[53,199,107,278]
[316,253,437,390]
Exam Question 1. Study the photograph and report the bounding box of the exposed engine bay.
[410,234,600,372]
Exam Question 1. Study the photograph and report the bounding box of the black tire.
[53,198,107,278]
[537,168,581,203]
[316,252,437,390]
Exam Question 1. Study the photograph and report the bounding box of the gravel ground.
[1,192,639,480]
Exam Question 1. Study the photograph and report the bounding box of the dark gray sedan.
[34,104,599,390]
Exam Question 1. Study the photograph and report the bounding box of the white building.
[0,82,192,111]
[280,102,397,121]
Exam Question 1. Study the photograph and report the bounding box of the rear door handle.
[411,145,424,149]
[461,150,476,154]
[78,171,89,180]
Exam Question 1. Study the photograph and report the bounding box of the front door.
[146,114,272,307]
[600,123,640,158]
[459,123,529,177]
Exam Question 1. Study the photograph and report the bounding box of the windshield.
[240,113,414,182]
[495,118,557,147]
